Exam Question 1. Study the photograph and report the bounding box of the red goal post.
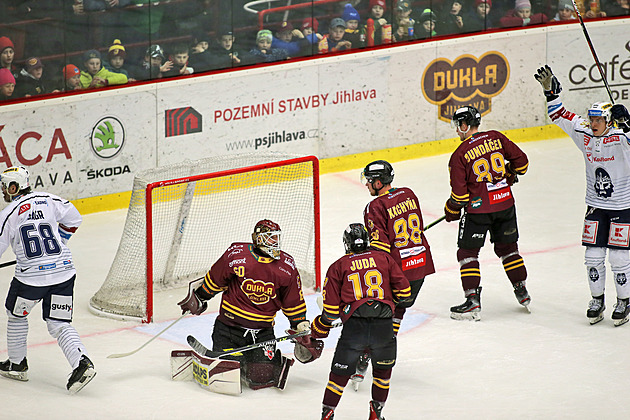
[89,153,321,323]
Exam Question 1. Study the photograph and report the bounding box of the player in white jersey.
[535,65,630,326]
[0,166,96,393]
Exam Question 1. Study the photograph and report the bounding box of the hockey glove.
[505,162,519,186]
[534,65,562,98]
[177,279,208,315]
[611,104,630,133]
[287,321,324,364]
[444,199,463,222]
[311,315,333,339]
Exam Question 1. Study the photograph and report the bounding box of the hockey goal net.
[89,153,320,322]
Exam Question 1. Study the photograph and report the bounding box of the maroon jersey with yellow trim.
[448,130,529,214]
[363,187,435,281]
[202,242,306,329]
[322,249,411,323]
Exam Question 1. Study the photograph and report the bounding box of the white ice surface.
[2,136,629,419]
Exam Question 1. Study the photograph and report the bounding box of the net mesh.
[89,153,317,321]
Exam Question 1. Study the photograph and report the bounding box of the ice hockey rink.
[2,135,629,420]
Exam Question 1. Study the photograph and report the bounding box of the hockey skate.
[368,400,385,420]
[612,297,630,327]
[513,282,531,312]
[450,287,481,321]
[0,357,28,382]
[587,295,605,325]
[67,355,96,394]
[321,405,335,420]
[351,351,370,391]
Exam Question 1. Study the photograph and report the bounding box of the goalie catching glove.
[286,321,323,364]
[177,278,208,315]
[534,65,562,99]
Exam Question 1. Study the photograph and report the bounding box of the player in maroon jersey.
[444,105,530,321]
[311,223,411,420]
[178,219,322,390]
[362,160,435,333]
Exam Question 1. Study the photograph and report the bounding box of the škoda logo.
[421,52,510,123]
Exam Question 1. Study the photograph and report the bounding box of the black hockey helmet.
[451,105,481,128]
[343,223,369,254]
[361,160,394,186]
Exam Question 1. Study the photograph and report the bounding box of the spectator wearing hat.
[439,0,467,35]
[14,57,58,98]
[129,45,173,81]
[61,64,83,92]
[249,29,289,63]
[0,68,16,101]
[416,8,438,39]
[0,37,18,77]
[500,0,549,27]
[272,21,318,58]
[80,49,128,89]
[300,18,322,55]
[189,30,216,72]
[552,0,578,20]
[104,39,135,81]
[365,0,392,46]
[465,0,496,31]
[603,0,629,17]
[318,18,352,54]
[393,0,415,42]
[342,3,365,48]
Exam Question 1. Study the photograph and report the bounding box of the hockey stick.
[0,260,16,268]
[187,323,342,359]
[424,215,446,231]
[107,312,189,358]
[571,0,615,103]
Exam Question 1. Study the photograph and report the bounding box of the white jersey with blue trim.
[547,97,630,210]
[0,191,82,286]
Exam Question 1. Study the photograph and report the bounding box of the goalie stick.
[187,323,341,358]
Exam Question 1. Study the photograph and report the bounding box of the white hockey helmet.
[1,166,30,192]
[588,102,613,124]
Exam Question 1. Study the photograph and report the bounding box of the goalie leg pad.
[170,350,241,395]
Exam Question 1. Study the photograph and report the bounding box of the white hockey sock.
[46,319,88,369]
[609,249,630,299]
[585,247,606,297]
[6,312,28,363]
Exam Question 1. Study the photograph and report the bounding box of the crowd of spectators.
[0,0,628,101]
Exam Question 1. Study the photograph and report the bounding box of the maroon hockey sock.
[322,372,351,408]
[460,260,481,291]
[371,368,392,403]
[501,254,527,284]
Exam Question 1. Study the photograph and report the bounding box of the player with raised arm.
[445,106,531,320]
[535,65,630,326]
[311,223,411,420]
[178,219,323,390]
[359,160,435,382]
[0,166,96,393]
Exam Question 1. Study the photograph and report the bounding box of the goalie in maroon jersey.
[178,219,323,390]
[444,105,530,321]
[310,223,411,420]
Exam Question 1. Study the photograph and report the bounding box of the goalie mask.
[343,223,369,254]
[1,166,30,202]
[252,219,282,259]
[361,160,394,187]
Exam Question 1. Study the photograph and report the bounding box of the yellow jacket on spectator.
[80,67,128,89]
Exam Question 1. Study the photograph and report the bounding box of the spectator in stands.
[189,30,215,72]
[0,37,18,77]
[604,0,629,16]
[465,0,496,31]
[162,44,194,78]
[393,0,415,42]
[439,0,467,35]
[500,0,549,27]
[300,18,322,55]
[191,30,210,54]
[416,8,438,39]
[62,64,83,91]
[80,49,128,89]
[249,30,289,63]
[342,3,365,47]
[104,40,135,81]
[552,0,578,20]
[129,45,173,81]
[319,18,352,54]
[364,0,392,45]
[14,57,58,97]
[0,68,16,101]
[271,21,315,58]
